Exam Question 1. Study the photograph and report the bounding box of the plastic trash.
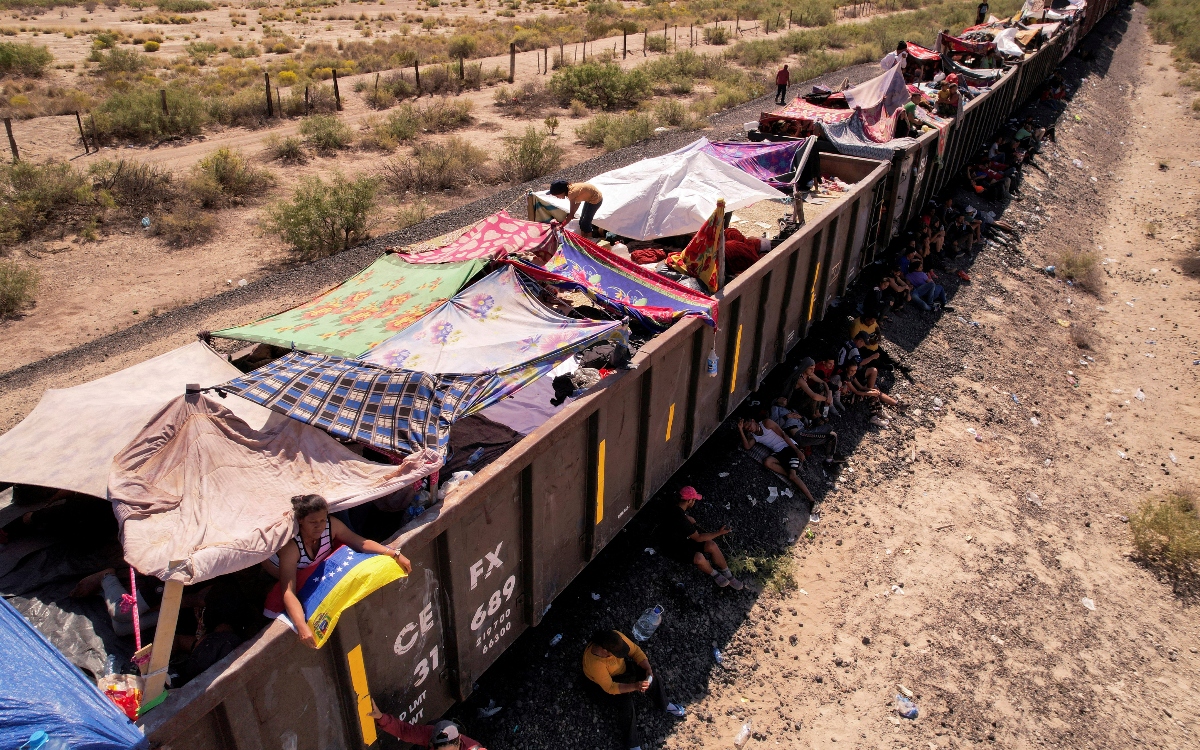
[467,447,485,464]
[1044,265,1056,275]
[237,279,247,287]
[644,547,656,555]
[932,397,943,408]
[896,695,919,719]
[1134,388,1145,402]
[105,653,119,677]
[549,634,563,647]
[140,216,151,229]
[705,347,719,378]
[719,472,729,478]
[1027,492,1041,507]
[20,733,71,750]
[632,605,664,641]
[1011,394,1021,404]
[766,487,778,504]
[897,684,914,698]
[1081,597,1096,611]
[734,721,752,748]
[591,592,601,601]
[713,647,724,665]
[478,699,503,718]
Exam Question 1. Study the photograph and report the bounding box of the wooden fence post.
[559,39,564,67]
[789,9,792,28]
[75,111,89,154]
[508,42,515,83]
[690,23,693,47]
[582,35,586,62]
[264,72,273,117]
[414,59,421,94]
[544,46,548,74]
[332,69,342,110]
[663,22,668,51]
[275,87,282,116]
[643,27,647,56]
[159,88,169,117]
[4,117,18,163]
[90,114,99,150]
[304,85,310,114]
[622,29,627,58]
[735,13,739,34]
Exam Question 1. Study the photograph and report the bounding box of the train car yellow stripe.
[347,644,377,746]
[665,403,675,442]
[595,439,606,525]
[729,325,743,395]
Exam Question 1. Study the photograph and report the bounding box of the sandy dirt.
[0,0,891,370]
[431,7,1200,749]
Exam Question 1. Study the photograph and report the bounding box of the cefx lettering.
[393,601,435,655]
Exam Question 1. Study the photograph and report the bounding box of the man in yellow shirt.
[549,180,603,236]
[582,630,685,750]
[849,312,910,374]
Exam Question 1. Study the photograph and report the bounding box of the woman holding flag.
[266,494,412,648]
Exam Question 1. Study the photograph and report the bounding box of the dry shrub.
[729,549,795,593]
[300,114,354,151]
[154,206,217,247]
[1053,248,1100,292]
[576,110,655,152]
[499,126,563,183]
[379,136,491,194]
[0,258,39,318]
[265,172,379,260]
[89,158,173,212]
[1069,324,1097,351]
[186,148,274,208]
[1180,245,1200,279]
[265,134,307,164]
[1131,488,1200,596]
[394,200,429,230]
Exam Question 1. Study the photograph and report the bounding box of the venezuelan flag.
[293,547,407,649]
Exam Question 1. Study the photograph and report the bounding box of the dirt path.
[440,6,1200,749]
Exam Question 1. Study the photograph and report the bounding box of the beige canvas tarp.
[0,342,274,500]
[109,393,440,584]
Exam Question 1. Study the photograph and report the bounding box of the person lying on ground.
[764,401,845,462]
[583,630,686,750]
[737,417,816,503]
[270,493,412,648]
[785,356,833,422]
[549,180,604,237]
[368,701,486,749]
[904,260,953,312]
[657,486,743,590]
[71,567,169,638]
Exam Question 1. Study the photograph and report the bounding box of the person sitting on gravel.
[657,486,743,589]
[369,701,486,749]
[837,332,881,390]
[905,259,953,312]
[785,357,834,422]
[736,416,816,503]
[764,401,845,462]
[841,360,902,416]
[582,630,686,750]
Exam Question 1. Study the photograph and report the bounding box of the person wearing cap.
[549,180,603,236]
[368,700,486,749]
[658,487,743,589]
[583,629,686,750]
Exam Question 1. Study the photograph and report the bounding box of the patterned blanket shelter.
[362,266,629,408]
[401,210,554,264]
[212,256,486,358]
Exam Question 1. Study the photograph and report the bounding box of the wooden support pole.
[544,46,548,74]
[458,56,464,80]
[143,566,185,703]
[75,110,89,154]
[414,59,421,94]
[690,23,693,47]
[789,9,792,28]
[643,27,647,56]
[527,192,536,221]
[559,39,564,67]
[735,13,739,34]
[374,71,380,98]
[159,88,169,117]
[3,118,18,163]
[275,86,281,117]
[264,73,273,118]
[622,29,627,58]
[508,42,515,83]
[582,36,586,61]
[332,69,342,110]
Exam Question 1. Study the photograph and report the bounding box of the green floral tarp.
[213,256,486,358]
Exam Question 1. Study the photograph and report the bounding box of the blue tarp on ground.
[0,598,148,750]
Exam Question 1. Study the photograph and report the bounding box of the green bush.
[645,34,668,53]
[418,97,473,131]
[265,172,379,259]
[0,42,54,77]
[300,113,353,150]
[187,147,274,207]
[95,47,146,73]
[702,25,730,45]
[266,133,307,163]
[729,39,783,67]
[89,158,173,210]
[0,160,97,244]
[94,86,206,141]
[0,259,39,318]
[499,126,564,183]
[157,0,213,11]
[575,110,655,151]
[548,62,651,110]
[1131,489,1200,575]
[143,40,161,52]
[1147,0,1200,65]
[380,136,491,194]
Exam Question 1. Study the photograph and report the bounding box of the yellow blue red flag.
[294,546,406,649]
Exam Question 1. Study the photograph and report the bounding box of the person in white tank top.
[737,417,815,504]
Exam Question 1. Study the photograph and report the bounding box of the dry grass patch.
[1053,247,1100,292]
[0,258,39,318]
[1131,488,1200,598]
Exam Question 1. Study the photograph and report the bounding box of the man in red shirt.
[369,700,486,749]
[775,64,790,105]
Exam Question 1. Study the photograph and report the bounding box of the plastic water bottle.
[20,732,71,750]
[467,447,485,465]
[733,721,752,748]
[705,348,719,378]
[631,605,663,642]
[895,694,919,719]
[104,653,118,676]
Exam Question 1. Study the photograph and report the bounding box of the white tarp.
[586,150,783,241]
[0,342,275,499]
[844,64,911,114]
[994,27,1026,57]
